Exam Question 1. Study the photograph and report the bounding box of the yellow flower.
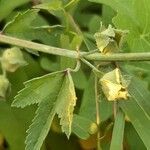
[100,68,130,101]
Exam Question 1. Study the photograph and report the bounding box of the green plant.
[0,0,150,150]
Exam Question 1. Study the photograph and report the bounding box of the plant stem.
[1,34,150,61]
[95,75,102,150]
[113,101,117,119]
[68,60,81,72]
[0,34,78,58]
[81,58,104,75]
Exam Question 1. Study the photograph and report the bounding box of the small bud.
[0,75,10,98]
[1,47,27,72]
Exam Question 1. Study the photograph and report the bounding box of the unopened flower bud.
[94,24,128,54]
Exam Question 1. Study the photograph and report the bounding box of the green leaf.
[0,0,30,21]
[25,93,57,150]
[128,78,150,118]
[125,123,146,150]
[12,70,77,150]
[3,10,62,46]
[79,73,96,121]
[12,71,64,108]
[60,34,82,70]
[119,99,150,149]
[123,62,150,85]
[3,10,39,38]
[99,89,113,122]
[0,102,28,150]
[33,0,63,11]
[102,5,116,26]
[60,34,75,70]
[74,73,112,139]
[55,71,77,138]
[72,114,97,139]
[88,15,101,33]
[110,108,125,150]
[72,69,87,89]
[89,0,150,52]
[0,66,39,149]
[115,72,150,149]
[40,55,60,72]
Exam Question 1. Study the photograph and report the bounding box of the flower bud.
[0,75,10,98]
[94,25,128,54]
[1,47,27,72]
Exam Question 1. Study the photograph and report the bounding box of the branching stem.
[81,58,104,75]
[1,34,150,61]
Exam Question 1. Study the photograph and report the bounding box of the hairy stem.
[1,34,150,61]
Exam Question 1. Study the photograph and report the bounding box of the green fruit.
[1,47,27,72]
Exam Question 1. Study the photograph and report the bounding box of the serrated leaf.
[25,92,58,150]
[12,71,64,108]
[55,71,77,138]
[12,70,77,150]
[89,0,150,52]
[110,108,125,150]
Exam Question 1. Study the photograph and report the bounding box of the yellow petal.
[100,68,130,101]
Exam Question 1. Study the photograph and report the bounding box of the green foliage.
[12,70,77,150]
[72,114,93,139]
[89,0,150,52]
[119,78,150,149]
[110,108,125,150]
[0,0,30,21]
[0,0,150,150]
